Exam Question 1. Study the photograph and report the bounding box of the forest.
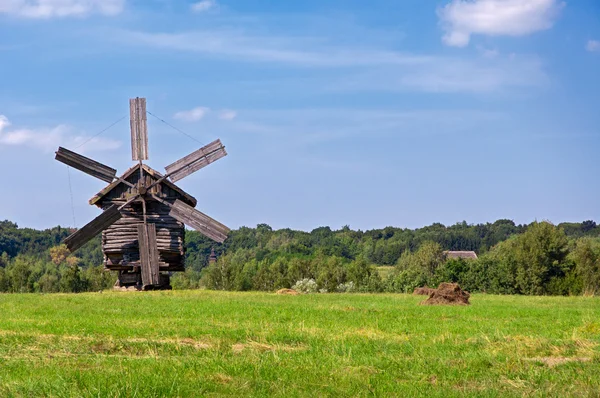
[0,219,599,295]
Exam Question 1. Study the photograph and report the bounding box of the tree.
[60,264,86,293]
[0,252,8,268]
[50,245,70,265]
[9,256,32,293]
[0,267,8,292]
[316,256,346,292]
[571,238,600,295]
[38,272,60,293]
[488,222,570,295]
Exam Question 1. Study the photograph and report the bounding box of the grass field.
[0,291,599,397]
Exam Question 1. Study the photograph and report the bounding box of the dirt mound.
[413,286,436,296]
[276,288,299,296]
[421,283,470,305]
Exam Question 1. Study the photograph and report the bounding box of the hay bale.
[421,283,470,305]
[276,288,299,296]
[413,286,436,296]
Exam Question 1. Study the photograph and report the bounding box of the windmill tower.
[55,97,229,290]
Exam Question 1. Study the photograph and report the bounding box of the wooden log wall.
[101,200,185,272]
[99,168,185,204]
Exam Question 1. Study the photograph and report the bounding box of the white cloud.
[438,0,564,47]
[0,115,121,152]
[477,46,499,58]
[191,0,215,13]
[173,106,209,122]
[586,40,600,53]
[219,109,237,121]
[118,29,431,68]
[110,24,548,94]
[395,56,546,93]
[0,0,124,18]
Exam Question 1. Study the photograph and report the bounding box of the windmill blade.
[63,205,122,252]
[137,223,159,286]
[130,97,148,161]
[167,199,229,243]
[55,147,117,183]
[164,139,227,183]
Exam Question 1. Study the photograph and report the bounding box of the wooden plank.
[164,139,227,183]
[168,199,230,243]
[117,272,139,284]
[147,225,160,285]
[169,147,227,183]
[137,224,151,286]
[165,139,222,174]
[55,147,116,183]
[172,200,229,235]
[130,97,148,161]
[64,205,122,252]
[137,224,159,286]
[106,264,185,272]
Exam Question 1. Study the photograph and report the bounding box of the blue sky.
[0,0,599,232]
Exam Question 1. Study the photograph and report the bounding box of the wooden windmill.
[55,97,229,290]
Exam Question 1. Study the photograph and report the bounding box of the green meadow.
[0,291,599,397]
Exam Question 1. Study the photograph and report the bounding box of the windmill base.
[114,271,172,291]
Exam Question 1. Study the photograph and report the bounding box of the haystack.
[276,288,299,296]
[413,286,436,296]
[421,283,470,305]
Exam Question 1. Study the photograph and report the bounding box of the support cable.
[146,110,202,144]
[74,115,127,150]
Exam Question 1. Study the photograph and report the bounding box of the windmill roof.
[89,163,197,207]
[443,251,478,260]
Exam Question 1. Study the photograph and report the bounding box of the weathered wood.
[109,265,184,272]
[105,237,181,243]
[137,224,159,286]
[130,97,148,161]
[103,233,182,241]
[107,258,173,267]
[89,164,197,208]
[169,199,229,243]
[117,272,139,285]
[164,139,227,183]
[148,225,160,285]
[104,245,181,251]
[64,205,122,252]
[104,242,181,249]
[55,147,116,183]
[104,236,182,243]
[109,219,183,226]
[104,229,182,235]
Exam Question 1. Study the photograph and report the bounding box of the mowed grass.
[0,291,599,397]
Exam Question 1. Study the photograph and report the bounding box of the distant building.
[443,251,478,260]
[209,248,218,265]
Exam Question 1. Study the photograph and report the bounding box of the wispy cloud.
[0,115,121,153]
[438,0,564,47]
[117,29,431,68]
[114,28,546,94]
[173,106,209,122]
[218,109,237,121]
[191,0,216,13]
[586,40,600,53]
[0,0,124,19]
[225,108,504,145]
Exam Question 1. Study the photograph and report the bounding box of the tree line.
[0,219,598,295]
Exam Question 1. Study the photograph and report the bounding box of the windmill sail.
[55,147,117,183]
[63,205,122,252]
[167,199,229,243]
[137,223,160,286]
[130,97,148,161]
[164,139,227,183]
